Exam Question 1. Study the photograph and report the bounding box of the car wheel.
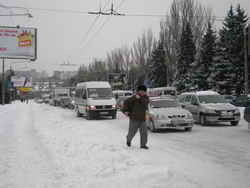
[230,121,239,126]
[185,127,192,131]
[200,115,206,126]
[148,120,157,132]
[86,111,93,120]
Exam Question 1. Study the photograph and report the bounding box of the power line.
[64,0,113,63]
[79,0,127,51]
[27,7,89,15]
[12,4,242,21]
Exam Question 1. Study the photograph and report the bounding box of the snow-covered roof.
[195,91,220,95]
[150,96,176,101]
[112,90,133,94]
[76,81,111,88]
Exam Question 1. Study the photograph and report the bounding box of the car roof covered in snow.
[149,96,176,101]
[180,90,220,96]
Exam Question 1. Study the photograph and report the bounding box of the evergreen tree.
[148,41,167,87]
[212,5,248,94]
[211,41,233,94]
[192,22,216,90]
[175,22,196,92]
[232,5,248,94]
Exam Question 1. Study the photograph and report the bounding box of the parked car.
[178,91,241,126]
[60,97,72,108]
[41,94,51,104]
[34,97,44,104]
[116,96,130,110]
[146,97,194,132]
[113,90,133,100]
[231,95,250,107]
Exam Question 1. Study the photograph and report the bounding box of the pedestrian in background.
[122,85,150,149]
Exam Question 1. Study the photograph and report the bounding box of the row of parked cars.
[117,90,244,132]
[35,82,247,132]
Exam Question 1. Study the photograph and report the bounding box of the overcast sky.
[0,0,250,75]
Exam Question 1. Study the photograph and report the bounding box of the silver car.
[146,97,194,132]
[178,91,241,126]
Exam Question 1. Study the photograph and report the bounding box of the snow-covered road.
[0,101,250,188]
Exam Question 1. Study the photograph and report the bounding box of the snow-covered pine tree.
[211,41,233,94]
[232,5,248,94]
[148,41,167,87]
[192,22,216,90]
[211,5,248,94]
[175,22,196,92]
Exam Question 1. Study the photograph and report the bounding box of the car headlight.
[234,108,240,114]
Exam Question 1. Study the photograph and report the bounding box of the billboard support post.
[1,58,5,105]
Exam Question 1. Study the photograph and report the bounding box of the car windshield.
[198,95,227,104]
[87,88,113,98]
[150,99,179,108]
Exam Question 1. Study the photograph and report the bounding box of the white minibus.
[74,81,117,119]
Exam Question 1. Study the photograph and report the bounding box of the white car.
[147,97,194,132]
[178,91,241,126]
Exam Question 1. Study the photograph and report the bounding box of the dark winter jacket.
[122,94,149,121]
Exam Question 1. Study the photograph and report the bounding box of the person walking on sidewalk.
[122,85,150,149]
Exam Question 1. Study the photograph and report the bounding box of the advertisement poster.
[11,76,32,92]
[0,26,37,60]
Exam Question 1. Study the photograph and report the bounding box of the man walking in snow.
[122,85,150,149]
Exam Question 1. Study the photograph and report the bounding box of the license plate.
[221,115,232,118]
[100,112,109,115]
[171,118,185,125]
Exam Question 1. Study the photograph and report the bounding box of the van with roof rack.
[178,90,240,126]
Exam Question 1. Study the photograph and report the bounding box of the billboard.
[11,76,32,87]
[0,26,37,60]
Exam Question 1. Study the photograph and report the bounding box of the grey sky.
[0,0,249,75]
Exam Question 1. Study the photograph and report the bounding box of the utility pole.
[1,58,5,105]
[244,24,249,94]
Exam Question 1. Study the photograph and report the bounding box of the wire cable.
[79,0,127,51]
[26,7,89,15]
[64,0,113,64]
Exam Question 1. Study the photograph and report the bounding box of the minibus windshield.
[87,88,113,98]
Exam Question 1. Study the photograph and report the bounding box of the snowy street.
[0,101,250,188]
